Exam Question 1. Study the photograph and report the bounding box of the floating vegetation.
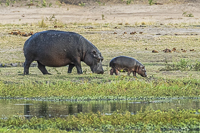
[1,109,200,132]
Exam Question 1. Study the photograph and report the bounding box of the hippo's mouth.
[96,71,104,74]
[90,66,104,74]
[92,69,104,74]
[141,73,147,77]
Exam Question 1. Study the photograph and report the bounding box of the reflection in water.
[24,102,31,119]
[0,98,200,119]
[38,102,48,118]
[68,104,73,115]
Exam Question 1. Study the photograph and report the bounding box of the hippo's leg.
[127,71,131,76]
[24,59,34,75]
[113,69,119,75]
[110,68,114,75]
[37,61,51,75]
[133,71,136,77]
[74,61,82,74]
[68,64,75,73]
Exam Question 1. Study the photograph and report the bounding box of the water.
[1,98,200,119]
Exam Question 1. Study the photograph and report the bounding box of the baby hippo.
[109,56,147,77]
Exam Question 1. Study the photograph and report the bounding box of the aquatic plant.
[1,109,200,132]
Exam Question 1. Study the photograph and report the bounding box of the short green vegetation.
[162,59,200,71]
[182,12,194,17]
[0,76,200,100]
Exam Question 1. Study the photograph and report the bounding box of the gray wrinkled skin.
[23,30,104,75]
[109,56,147,77]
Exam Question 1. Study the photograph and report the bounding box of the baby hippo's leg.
[114,69,119,75]
[127,71,131,76]
[110,68,114,75]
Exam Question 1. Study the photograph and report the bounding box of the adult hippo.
[23,30,104,75]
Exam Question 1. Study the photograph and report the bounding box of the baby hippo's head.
[137,66,147,77]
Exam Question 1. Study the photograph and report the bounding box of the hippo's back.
[24,30,81,50]
[23,30,90,67]
[109,56,141,68]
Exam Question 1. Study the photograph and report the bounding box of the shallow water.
[1,98,200,119]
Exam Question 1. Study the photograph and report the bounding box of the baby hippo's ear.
[141,66,146,70]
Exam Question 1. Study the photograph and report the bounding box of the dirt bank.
[0,0,200,25]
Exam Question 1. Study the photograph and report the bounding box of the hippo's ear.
[141,66,146,71]
[92,50,97,57]
[92,50,96,54]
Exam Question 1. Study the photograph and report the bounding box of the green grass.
[0,22,200,100]
[0,74,200,100]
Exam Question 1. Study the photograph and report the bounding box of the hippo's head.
[137,66,147,77]
[84,49,104,74]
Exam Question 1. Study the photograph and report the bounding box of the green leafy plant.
[1,109,200,132]
[148,0,154,5]
[79,2,85,6]
[163,59,192,71]
[177,59,190,71]
[42,0,46,7]
[55,1,62,7]
[102,14,105,20]
[194,61,200,71]
[38,19,47,28]
[49,3,52,7]
[162,59,200,71]
[97,1,101,5]
[182,11,194,17]
[53,67,61,74]
[5,0,10,6]
[126,0,133,5]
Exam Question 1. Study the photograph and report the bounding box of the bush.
[194,61,200,71]
[161,59,200,71]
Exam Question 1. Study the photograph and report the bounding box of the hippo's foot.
[43,73,52,75]
[23,72,29,75]
[77,72,83,74]
[110,69,114,75]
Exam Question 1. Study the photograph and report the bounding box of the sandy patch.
[0,3,200,25]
